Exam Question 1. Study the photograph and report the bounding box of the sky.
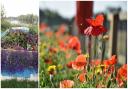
[40,1,127,18]
[1,0,127,18]
[1,0,38,17]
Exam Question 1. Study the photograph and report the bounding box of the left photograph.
[1,0,38,88]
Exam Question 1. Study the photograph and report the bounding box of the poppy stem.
[101,38,106,64]
[88,36,92,64]
[50,79,55,87]
[94,37,98,58]
[50,74,55,87]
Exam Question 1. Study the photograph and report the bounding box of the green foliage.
[18,14,38,24]
[1,79,38,88]
[39,34,78,88]
[40,9,71,27]
[1,20,12,31]
[2,32,27,49]
[39,31,127,88]
[29,24,38,34]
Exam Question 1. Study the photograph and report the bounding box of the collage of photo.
[0,0,127,88]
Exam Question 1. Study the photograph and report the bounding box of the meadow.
[39,14,127,88]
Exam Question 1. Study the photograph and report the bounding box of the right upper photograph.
[39,1,127,88]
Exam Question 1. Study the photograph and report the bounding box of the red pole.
[76,1,93,66]
[76,1,93,34]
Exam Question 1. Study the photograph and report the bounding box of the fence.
[72,12,127,65]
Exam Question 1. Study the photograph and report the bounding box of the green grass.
[39,31,127,88]
[1,79,38,88]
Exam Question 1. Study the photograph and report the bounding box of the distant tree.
[1,5,6,20]
[1,20,11,31]
[18,14,38,24]
[1,5,12,31]
[39,9,71,27]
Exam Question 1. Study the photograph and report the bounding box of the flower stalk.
[50,74,55,87]
[88,35,92,64]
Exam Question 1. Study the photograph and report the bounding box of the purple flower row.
[1,49,38,73]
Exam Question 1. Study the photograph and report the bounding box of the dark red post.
[76,1,93,34]
[76,1,93,56]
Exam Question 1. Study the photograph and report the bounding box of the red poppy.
[49,47,58,53]
[58,40,67,52]
[40,23,48,32]
[103,55,117,66]
[72,54,87,70]
[44,59,52,64]
[117,64,127,80]
[45,31,53,37]
[103,59,110,68]
[86,14,104,27]
[78,71,86,82]
[66,53,71,59]
[56,24,66,37]
[116,64,127,87]
[109,55,117,65]
[68,36,81,54]
[60,80,74,88]
[91,59,101,66]
[66,61,74,69]
[103,55,117,74]
[84,14,107,36]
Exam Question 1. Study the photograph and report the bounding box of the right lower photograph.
[39,1,127,88]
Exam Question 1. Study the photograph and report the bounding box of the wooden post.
[108,13,119,56]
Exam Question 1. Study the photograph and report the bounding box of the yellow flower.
[84,53,89,59]
[40,51,45,58]
[95,67,102,74]
[47,65,56,74]
[57,64,63,70]
[95,64,105,74]
[42,43,47,48]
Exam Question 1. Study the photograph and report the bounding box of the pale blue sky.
[1,0,127,18]
[40,1,127,18]
[1,0,38,17]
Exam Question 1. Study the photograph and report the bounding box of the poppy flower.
[66,53,71,59]
[103,55,117,66]
[86,14,104,27]
[72,54,87,70]
[60,80,74,88]
[58,40,67,52]
[56,24,66,37]
[68,36,81,54]
[44,59,52,64]
[103,55,117,74]
[91,59,101,66]
[78,71,86,82]
[40,23,48,32]
[109,55,117,65]
[45,31,53,37]
[84,14,107,36]
[116,64,127,87]
[49,47,58,53]
[117,64,127,80]
[103,59,110,68]
[66,61,74,69]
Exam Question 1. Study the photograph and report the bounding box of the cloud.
[1,0,38,17]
